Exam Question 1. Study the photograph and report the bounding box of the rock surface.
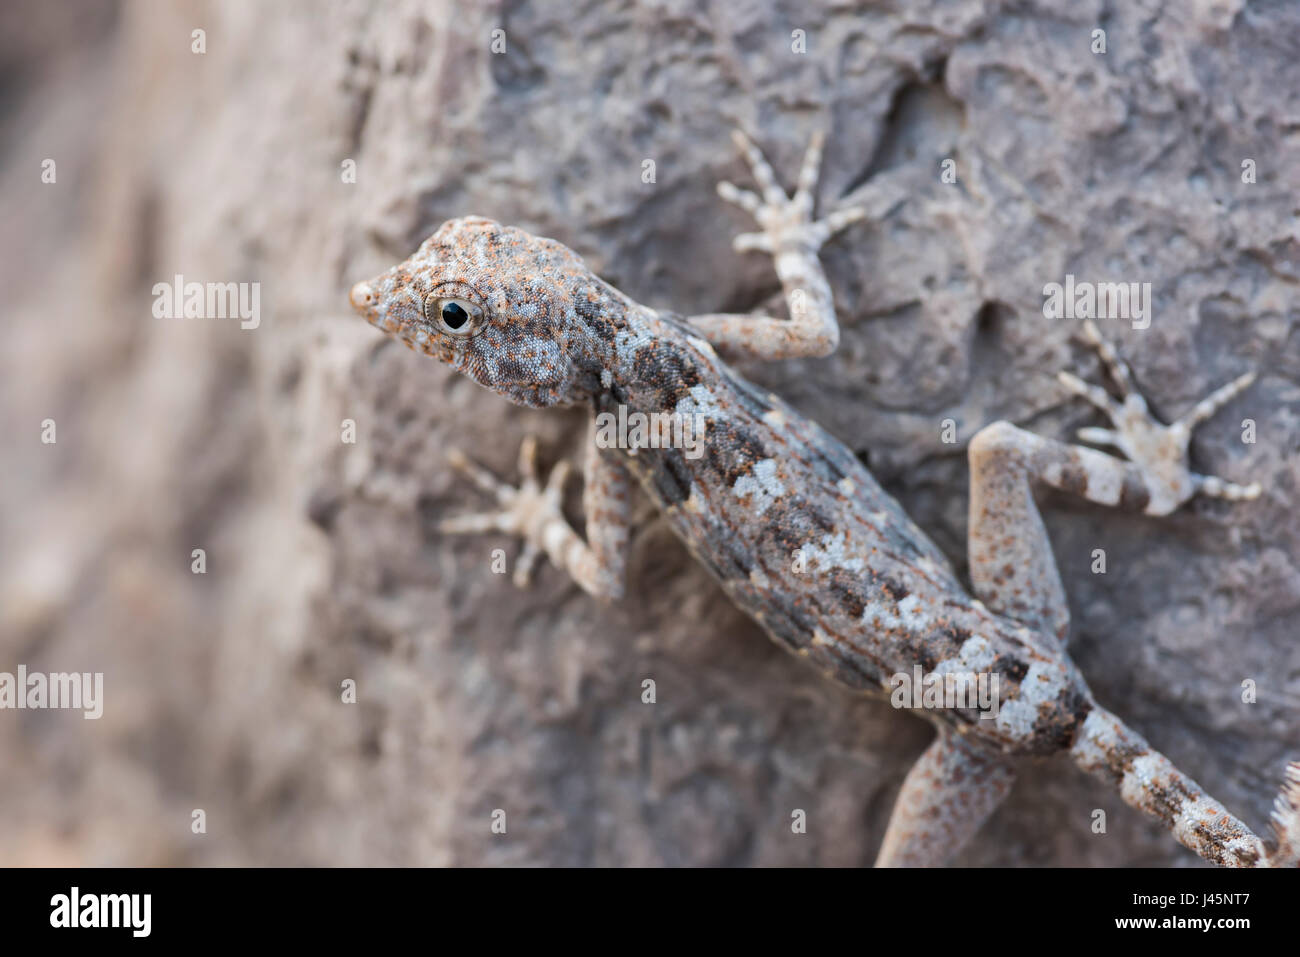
[0,0,1297,865]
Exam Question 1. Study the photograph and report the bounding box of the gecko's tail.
[1070,706,1298,867]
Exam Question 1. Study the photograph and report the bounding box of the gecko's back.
[607,311,1092,757]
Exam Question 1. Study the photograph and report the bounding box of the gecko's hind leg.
[966,422,1074,642]
[438,422,634,600]
[967,421,1184,644]
[688,129,867,361]
[967,321,1260,642]
[874,373,1118,866]
[875,729,1016,867]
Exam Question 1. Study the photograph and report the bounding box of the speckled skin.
[349,133,1297,868]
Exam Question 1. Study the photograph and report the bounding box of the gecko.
[348,129,1300,867]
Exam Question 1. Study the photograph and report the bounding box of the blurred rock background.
[0,0,1297,866]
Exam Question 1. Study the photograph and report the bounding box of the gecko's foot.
[438,436,572,588]
[716,128,866,255]
[1056,319,1261,514]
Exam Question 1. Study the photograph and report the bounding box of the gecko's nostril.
[349,281,375,311]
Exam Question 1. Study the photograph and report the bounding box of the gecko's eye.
[425,293,484,336]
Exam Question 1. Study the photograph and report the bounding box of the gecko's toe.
[809,206,867,245]
[1192,473,1261,502]
[732,231,771,253]
[716,180,763,216]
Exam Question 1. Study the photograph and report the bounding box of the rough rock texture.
[1,0,1297,866]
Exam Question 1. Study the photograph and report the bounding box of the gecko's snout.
[349,280,377,313]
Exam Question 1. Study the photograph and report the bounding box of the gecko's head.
[349,216,625,408]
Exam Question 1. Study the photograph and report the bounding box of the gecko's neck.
[592,307,720,419]
[554,275,652,407]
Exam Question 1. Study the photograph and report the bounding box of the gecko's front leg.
[439,420,634,600]
[689,130,867,361]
